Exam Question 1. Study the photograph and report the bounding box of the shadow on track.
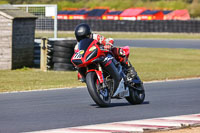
[90,101,150,108]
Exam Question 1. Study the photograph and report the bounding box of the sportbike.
[71,38,145,107]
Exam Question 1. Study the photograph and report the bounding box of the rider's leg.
[100,54,122,95]
[112,47,137,77]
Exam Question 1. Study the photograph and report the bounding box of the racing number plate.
[73,50,84,59]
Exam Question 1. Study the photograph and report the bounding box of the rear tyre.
[86,72,111,107]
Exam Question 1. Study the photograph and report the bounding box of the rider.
[74,23,137,93]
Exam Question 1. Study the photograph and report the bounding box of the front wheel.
[86,72,111,107]
[126,76,145,105]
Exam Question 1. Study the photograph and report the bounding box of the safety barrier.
[48,39,76,71]
[34,39,76,71]
[58,19,200,33]
[36,19,200,33]
[34,39,41,68]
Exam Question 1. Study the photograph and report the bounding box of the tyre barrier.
[33,40,41,68]
[53,63,75,71]
[35,18,200,33]
[47,42,54,70]
[57,19,200,33]
[33,39,77,71]
[48,39,77,71]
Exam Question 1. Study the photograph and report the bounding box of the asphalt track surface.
[0,79,200,133]
[115,39,200,49]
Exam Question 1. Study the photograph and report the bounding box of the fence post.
[40,38,48,71]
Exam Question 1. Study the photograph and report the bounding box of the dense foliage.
[0,0,200,17]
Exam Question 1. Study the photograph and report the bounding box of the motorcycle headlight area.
[89,46,97,52]
[86,49,98,61]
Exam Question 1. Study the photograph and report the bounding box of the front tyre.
[126,76,145,105]
[86,72,111,107]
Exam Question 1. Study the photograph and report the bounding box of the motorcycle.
[71,38,145,107]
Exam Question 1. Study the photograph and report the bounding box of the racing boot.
[123,60,137,76]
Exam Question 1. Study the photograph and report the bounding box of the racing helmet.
[74,23,92,42]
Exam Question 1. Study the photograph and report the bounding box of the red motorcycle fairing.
[71,38,108,68]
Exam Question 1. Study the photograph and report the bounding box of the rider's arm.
[92,33,114,50]
[74,42,79,53]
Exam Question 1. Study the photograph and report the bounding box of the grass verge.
[36,31,200,39]
[0,48,200,93]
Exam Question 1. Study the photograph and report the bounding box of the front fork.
[86,64,105,86]
[97,64,107,89]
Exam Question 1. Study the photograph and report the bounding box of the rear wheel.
[126,76,145,105]
[86,72,111,107]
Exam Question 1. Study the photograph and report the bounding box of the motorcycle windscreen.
[78,38,94,57]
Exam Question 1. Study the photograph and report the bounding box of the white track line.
[2,77,200,94]
[26,113,200,133]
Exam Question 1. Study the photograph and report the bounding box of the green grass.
[130,48,200,81]
[0,69,84,92]
[36,31,200,40]
[0,48,200,93]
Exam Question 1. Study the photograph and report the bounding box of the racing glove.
[104,43,113,50]
[103,38,114,50]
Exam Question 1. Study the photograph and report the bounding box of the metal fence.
[13,4,57,38]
